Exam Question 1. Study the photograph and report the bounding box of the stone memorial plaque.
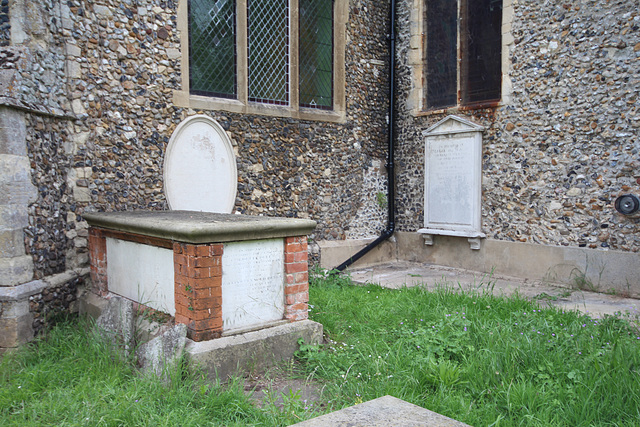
[106,238,176,315]
[422,116,484,236]
[164,115,237,213]
[221,239,285,331]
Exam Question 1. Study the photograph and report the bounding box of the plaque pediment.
[422,115,485,137]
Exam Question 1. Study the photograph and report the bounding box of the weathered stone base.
[0,280,45,351]
[319,231,640,297]
[186,320,323,380]
[80,292,321,380]
[0,270,87,353]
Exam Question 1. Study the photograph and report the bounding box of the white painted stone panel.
[221,239,284,332]
[422,116,484,236]
[106,238,175,315]
[426,134,476,227]
[164,115,237,213]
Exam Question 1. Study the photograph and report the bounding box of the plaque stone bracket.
[467,237,482,250]
[418,229,485,250]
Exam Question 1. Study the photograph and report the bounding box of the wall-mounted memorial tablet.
[418,115,486,250]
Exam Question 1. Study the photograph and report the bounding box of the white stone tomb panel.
[106,238,175,315]
[221,239,285,331]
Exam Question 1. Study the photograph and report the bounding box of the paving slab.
[291,395,470,426]
[347,261,640,319]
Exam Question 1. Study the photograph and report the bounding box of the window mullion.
[237,0,248,105]
[290,0,299,111]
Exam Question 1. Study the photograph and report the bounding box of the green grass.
[2,273,640,426]
[0,318,294,426]
[301,271,640,426]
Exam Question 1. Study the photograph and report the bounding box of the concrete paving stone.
[347,261,640,319]
[291,395,470,427]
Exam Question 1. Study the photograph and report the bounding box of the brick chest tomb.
[84,211,316,341]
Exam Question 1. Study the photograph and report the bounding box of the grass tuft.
[0,317,276,426]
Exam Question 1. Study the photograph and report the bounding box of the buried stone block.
[96,295,135,354]
[136,323,187,378]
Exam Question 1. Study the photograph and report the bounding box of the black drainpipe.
[334,0,397,272]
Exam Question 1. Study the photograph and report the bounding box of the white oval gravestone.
[164,115,237,213]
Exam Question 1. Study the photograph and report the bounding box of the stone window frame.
[405,0,514,116]
[174,0,348,123]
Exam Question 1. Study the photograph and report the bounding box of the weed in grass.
[558,289,573,298]
[533,292,557,301]
[570,267,599,292]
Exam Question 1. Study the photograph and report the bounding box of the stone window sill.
[173,90,346,123]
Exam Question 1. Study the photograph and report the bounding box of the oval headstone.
[164,115,237,213]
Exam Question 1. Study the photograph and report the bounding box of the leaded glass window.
[461,0,502,105]
[425,0,457,109]
[247,0,290,105]
[189,0,237,98]
[185,0,339,115]
[299,0,333,109]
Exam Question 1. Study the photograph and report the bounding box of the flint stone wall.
[54,0,390,247]
[28,274,83,336]
[394,0,640,252]
[9,0,392,285]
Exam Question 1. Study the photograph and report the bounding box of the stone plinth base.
[186,320,323,380]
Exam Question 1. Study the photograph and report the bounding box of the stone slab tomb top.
[83,211,317,244]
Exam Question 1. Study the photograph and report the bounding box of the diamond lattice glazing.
[247,0,289,104]
[189,0,237,97]
[299,0,333,109]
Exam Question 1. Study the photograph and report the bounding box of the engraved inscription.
[221,239,285,331]
[427,135,475,226]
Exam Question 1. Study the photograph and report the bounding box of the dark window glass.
[461,0,502,104]
[247,0,290,105]
[425,0,502,109]
[425,0,458,109]
[189,0,237,98]
[299,0,333,109]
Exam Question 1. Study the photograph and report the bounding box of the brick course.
[284,236,310,321]
[173,242,224,341]
[88,228,107,296]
